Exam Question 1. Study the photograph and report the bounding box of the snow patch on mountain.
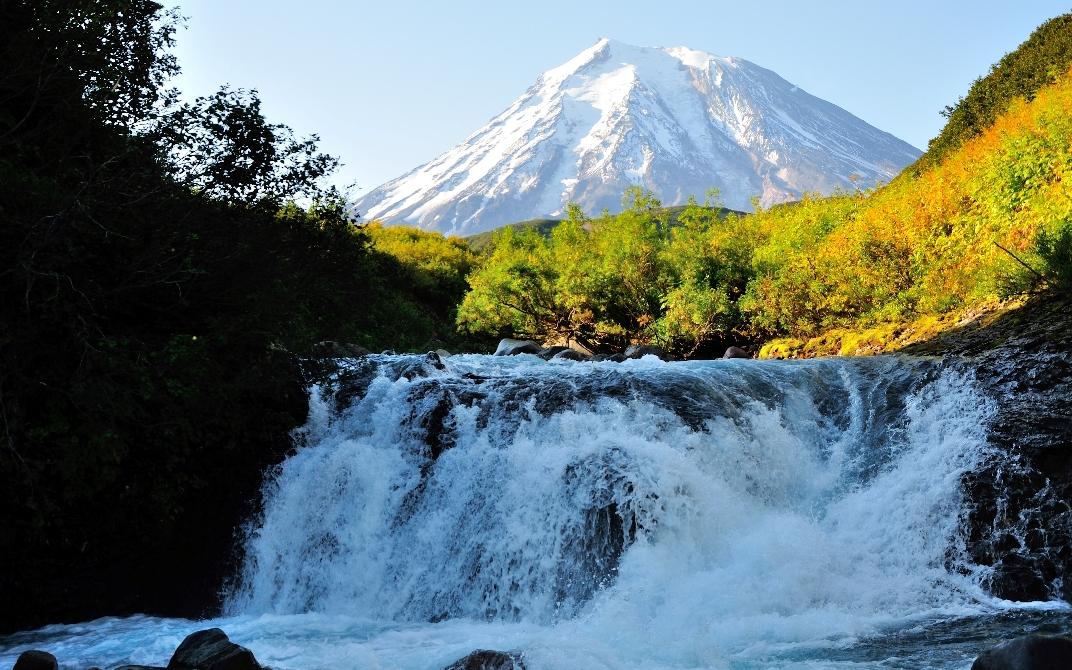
[355,38,921,236]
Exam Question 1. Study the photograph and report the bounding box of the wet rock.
[950,296,1072,603]
[435,349,452,358]
[424,351,447,370]
[494,339,542,356]
[167,628,261,670]
[331,357,383,411]
[415,385,458,460]
[971,634,1072,669]
[984,553,1051,602]
[723,346,750,359]
[13,651,57,670]
[537,346,569,360]
[310,341,370,358]
[624,345,670,361]
[552,348,588,361]
[442,649,525,670]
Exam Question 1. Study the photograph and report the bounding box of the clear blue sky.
[170,1,1071,196]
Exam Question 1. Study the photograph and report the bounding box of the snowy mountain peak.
[355,39,921,236]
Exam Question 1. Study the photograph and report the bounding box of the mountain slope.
[356,38,921,236]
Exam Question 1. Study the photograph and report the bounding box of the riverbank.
[758,295,1052,359]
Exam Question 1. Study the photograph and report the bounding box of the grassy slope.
[755,66,1072,358]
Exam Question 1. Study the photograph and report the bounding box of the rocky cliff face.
[906,297,1072,602]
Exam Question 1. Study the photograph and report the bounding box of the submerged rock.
[552,348,588,361]
[167,628,261,670]
[624,345,670,360]
[537,345,569,360]
[442,649,525,670]
[13,651,57,670]
[971,634,1072,669]
[494,339,542,356]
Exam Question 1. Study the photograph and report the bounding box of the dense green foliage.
[465,218,561,253]
[917,12,1072,168]
[1036,218,1072,290]
[458,190,748,355]
[0,0,479,631]
[462,59,1072,357]
[364,223,488,350]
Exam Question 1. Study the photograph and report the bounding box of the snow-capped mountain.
[355,38,921,236]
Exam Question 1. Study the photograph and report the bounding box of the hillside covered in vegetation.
[458,12,1072,358]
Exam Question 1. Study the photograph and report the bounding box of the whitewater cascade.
[214,352,1025,667]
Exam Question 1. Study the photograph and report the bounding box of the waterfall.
[226,354,999,641]
[7,353,1070,670]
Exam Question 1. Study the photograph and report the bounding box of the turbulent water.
[2,354,1069,669]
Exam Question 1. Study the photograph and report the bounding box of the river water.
[2,354,1068,669]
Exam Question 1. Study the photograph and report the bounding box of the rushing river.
[2,354,1068,669]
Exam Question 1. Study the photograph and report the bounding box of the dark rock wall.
[905,296,1072,602]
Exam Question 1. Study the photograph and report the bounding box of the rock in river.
[167,628,261,670]
[442,649,525,670]
[971,634,1072,670]
[13,651,57,670]
[494,339,542,356]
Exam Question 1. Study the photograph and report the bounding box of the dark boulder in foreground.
[13,651,57,670]
[494,339,542,356]
[442,649,525,670]
[723,346,749,359]
[971,634,1072,669]
[167,628,261,670]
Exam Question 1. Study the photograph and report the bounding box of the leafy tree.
[0,0,180,139]
[458,187,749,354]
[1036,218,1072,290]
[152,87,338,204]
[917,12,1072,168]
[457,226,566,340]
[657,190,755,355]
